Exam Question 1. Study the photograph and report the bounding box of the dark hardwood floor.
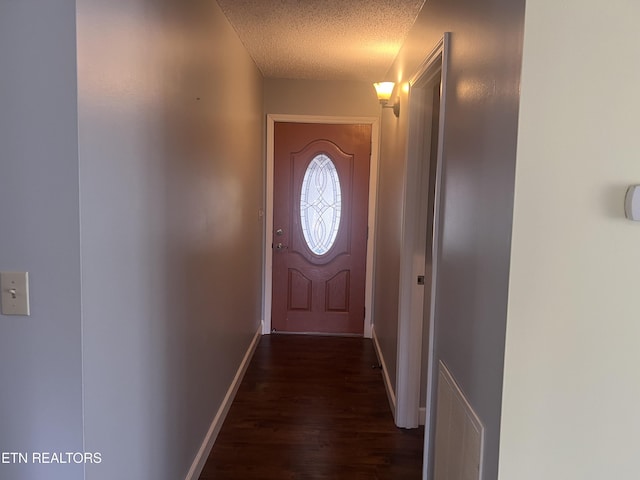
[199,334,424,479]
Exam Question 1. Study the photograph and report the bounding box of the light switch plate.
[1,272,30,316]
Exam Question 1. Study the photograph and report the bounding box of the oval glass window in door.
[300,154,342,255]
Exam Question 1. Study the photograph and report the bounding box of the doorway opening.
[394,34,450,479]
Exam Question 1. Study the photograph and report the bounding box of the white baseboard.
[372,326,396,418]
[184,323,262,480]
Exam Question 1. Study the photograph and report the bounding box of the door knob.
[274,243,288,251]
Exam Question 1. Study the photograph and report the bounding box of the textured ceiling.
[215,0,426,82]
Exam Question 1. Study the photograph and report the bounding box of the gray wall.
[372,110,405,394]
[264,78,380,117]
[77,0,264,478]
[0,1,263,479]
[374,0,526,478]
[0,2,84,479]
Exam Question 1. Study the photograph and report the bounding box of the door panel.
[272,123,371,334]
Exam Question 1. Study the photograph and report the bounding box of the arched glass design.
[300,154,342,255]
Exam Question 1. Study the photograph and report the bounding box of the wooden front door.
[272,122,371,334]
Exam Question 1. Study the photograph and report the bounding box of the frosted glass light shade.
[373,82,395,103]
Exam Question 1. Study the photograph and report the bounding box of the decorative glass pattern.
[300,154,342,255]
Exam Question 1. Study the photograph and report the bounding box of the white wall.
[500,1,640,479]
[0,2,84,479]
[76,1,264,479]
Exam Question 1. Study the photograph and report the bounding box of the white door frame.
[263,114,380,338]
[395,33,450,438]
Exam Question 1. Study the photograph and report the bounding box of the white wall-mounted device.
[625,185,640,221]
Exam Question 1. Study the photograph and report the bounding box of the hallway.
[199,335,424,479]
[5,1,636,479]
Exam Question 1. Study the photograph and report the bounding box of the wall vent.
[434,361,484,480]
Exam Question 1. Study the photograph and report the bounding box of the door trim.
[395,32,449,443]
[263,114,380,338]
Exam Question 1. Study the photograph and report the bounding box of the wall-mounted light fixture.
[373,82,400,118]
